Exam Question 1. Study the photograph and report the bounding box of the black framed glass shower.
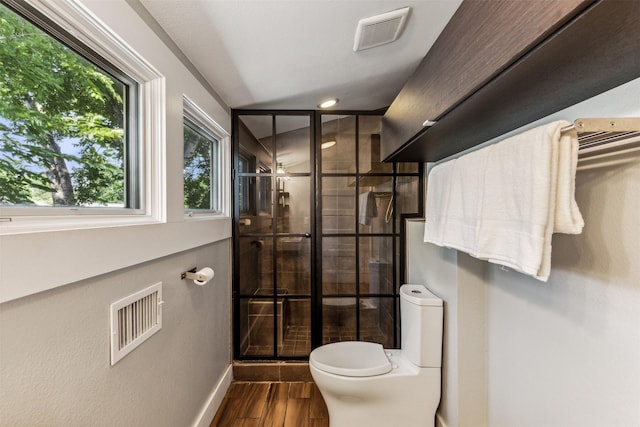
[315,113,423,349]
[232,110,422,360]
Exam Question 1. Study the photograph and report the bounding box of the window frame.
[182,96,229,218]
[0,0,165,233]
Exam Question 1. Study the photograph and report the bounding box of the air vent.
[110,282,163,365]
[353,7,411,52]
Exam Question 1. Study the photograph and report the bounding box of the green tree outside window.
[183,118,218,211]
[0,4,128,207]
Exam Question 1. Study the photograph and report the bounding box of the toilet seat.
[310,341,392,377]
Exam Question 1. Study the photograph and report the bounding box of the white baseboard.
[192,364,233,427]
[436,412,448,427]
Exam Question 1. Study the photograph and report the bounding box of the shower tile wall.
[321,237,356,295]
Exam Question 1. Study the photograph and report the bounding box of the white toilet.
[309,284,443,427]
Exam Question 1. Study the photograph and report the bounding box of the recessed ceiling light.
[318,98,338,109]
[321,140,336,150]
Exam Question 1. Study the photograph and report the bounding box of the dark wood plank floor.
[211,381,329,427]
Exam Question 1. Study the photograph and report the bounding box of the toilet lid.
[310,341,392,377]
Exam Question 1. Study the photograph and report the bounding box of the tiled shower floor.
[243,325,311,357]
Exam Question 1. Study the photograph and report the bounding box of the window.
[0,2,139,211]
[183,98,225,215]
[258,164,271,214]
[237,151,255,216]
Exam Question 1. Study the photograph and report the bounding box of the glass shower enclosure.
[233,110,422,360]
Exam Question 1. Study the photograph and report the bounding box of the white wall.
[0,1,233,425]
[407,220,488,427]
[0,241,231,426]
[485,127,640,426]
[408,77,640,427]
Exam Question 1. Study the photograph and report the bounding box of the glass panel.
[397,163,419,173]
[394,297,400,348]
[322,177,355,234]
[280,298,311,357]
[183,118,219,211]
[237,156,255,215]
[257,174,273,216]
[322,237,356,295]
[358,188,393,234]
[239,298,276,357]
[275,115,310,173]
[276,176,310,234]
[359,236,393,295]
[321,115,355,173]
[395,176,420,232]
[0,4,130,208]
[396,236,401,294]
[238,237,273,296]
[360,297,394,348]
[277,237,311,295]
[238,115,272,173]
[238,176,273,234]
[322,297,357,344]
[359,116,392,174]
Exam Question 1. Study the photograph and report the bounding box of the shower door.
[233,111,423,360]
[234,112,315,359]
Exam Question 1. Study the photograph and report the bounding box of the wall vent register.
[110,283,163,365]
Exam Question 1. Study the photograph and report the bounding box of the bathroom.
[0,1,639,427]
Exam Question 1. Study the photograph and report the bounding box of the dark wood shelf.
[381,0,640,162]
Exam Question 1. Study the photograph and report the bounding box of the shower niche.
[233,111,422,360]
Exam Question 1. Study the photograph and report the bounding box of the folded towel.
[358,191,377,225]
[424,120,584,281]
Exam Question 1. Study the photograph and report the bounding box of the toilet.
[309,284,443,427]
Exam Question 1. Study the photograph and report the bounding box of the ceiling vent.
[353,7,411,52]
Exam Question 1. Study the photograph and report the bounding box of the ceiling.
[138,0,462,112]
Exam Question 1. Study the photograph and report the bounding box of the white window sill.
[0,213,160,236]
[0,217,232,303]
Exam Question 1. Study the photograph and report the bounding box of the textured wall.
[0,241,230,426]
[486,133,640,427]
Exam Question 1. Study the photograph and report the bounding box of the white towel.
[424,120,584,281]
[424,161,452,245]
[425,146,489,253]
[359,191,377,225]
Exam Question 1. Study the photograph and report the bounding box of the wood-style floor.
[210,381,329,427]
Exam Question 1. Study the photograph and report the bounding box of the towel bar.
[561,118,640,151]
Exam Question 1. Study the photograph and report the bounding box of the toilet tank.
[400,284,443,367]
